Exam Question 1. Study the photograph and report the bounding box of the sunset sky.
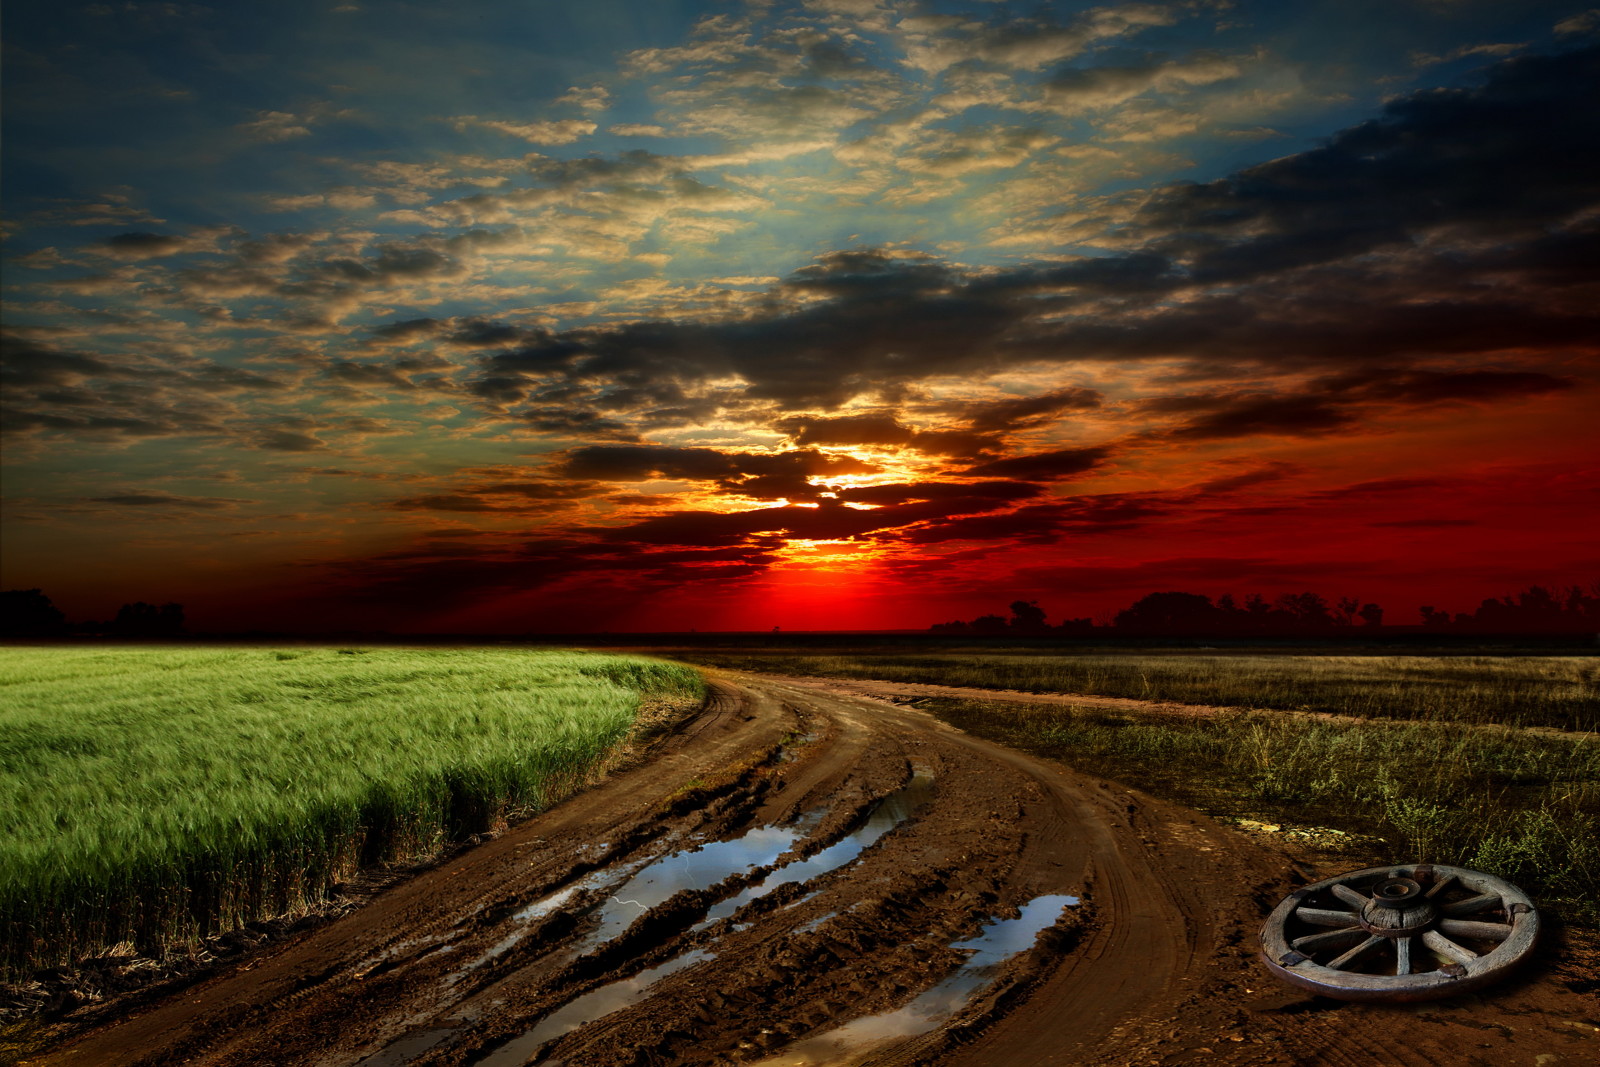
[3,0,1597,633]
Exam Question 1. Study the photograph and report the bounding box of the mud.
[25,673,1600,1066]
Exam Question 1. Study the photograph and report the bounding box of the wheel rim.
[1259,864,1539,1001]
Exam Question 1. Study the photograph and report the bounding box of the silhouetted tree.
[1358,603,1385,628]
[0,589,67,636]
[1008,599,1049,633]
[1419,605,1451,629]
[1113,592,1222,633]
[1273,591,1335,630]
[111,601,185,637]
[970,613,1009,634]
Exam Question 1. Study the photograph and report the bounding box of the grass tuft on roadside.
[0,646,704,979]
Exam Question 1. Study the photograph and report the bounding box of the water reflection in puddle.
[749,893,1079,1066]
[696,771,936,930]
[355,1027,459,1067]
[459,772,936,1066]
[474,950,713,1067]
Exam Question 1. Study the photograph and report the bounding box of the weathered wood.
[1292,927,1369,952]
[1293,906,1361,927]
[1331,883,1369,908]
[1422,929,1479,965]
[1327,935,1385,971]
[1437,918,1512,942]
[1424,873,1457,899]
[1441,892,1501,917]
[1395,935,1412,975]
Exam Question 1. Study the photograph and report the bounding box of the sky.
[2,0,1598,633]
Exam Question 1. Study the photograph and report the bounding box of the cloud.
[957,388,1103,432]
[238,110,313,141]
[101,232,191,258]
[1040,53,1244,114]
[87,492,244,509]
[451,116,599,143]
[962,446,1113,480]
[1156,395,1357,440]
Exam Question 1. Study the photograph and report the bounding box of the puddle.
[473,950,713,1067]
[354,1027,459,1066]
[452,857,655,980]
[749,893,1078,1066]
[571,826,805,952]
[695,770,935,929]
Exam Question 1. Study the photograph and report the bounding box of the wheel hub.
[1359,877,1436,937]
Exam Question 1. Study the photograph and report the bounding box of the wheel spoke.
[1292,927,1369,952]
[1422,929,1479,965]
[1395,935,1413,976]
[1437,918,1512,942]
[1331,883,1369,908]
[1424,873,1457,899]
[1441,892,1501,917]
[1327,935,1384,971]
[1293,906,1361,927]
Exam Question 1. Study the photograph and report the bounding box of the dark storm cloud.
[836,481,1044,506]
[893,491,1176,545]
[1162,396,1356,440]
[319,536,786,613]
[326,361,419,390]
[776,413,916,448]
[773,413,1007,458]
[0,333,127,387]
[1145,365,1580,441]
[256,428,324,452]
[1316,369,1577,404]
[390,495,516,512]
[596,488,1045,549]
[88,492,242,509]
[0,333,302,444]
[957,388,1104,432]
[101,232,189,258]
[367,317,441,343]
[962,446,1112,480]
[1133,45,1600,281]
[555,445,878,485]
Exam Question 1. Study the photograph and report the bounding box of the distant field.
[0,646,704,977]
[676,649,1599,731]
[671,646,1599,921]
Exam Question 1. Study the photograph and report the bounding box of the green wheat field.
[0,646,703,977]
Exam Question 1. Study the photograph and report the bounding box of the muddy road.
[36,675,1598,1066]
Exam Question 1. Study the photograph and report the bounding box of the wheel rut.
[34,673,1598,1067]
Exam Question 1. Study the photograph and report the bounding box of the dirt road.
[33,674,1599,1066]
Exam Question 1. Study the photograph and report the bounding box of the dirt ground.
[18,673,1600,1066]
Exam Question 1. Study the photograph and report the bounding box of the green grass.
[679,649,1598,731]
[915,696,1600,923]
[0,646,704,977]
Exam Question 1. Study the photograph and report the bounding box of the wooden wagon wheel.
[1259,863,1539,1001]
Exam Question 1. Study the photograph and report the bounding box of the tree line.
[1,589,185,638]
[931,583,1600,636]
